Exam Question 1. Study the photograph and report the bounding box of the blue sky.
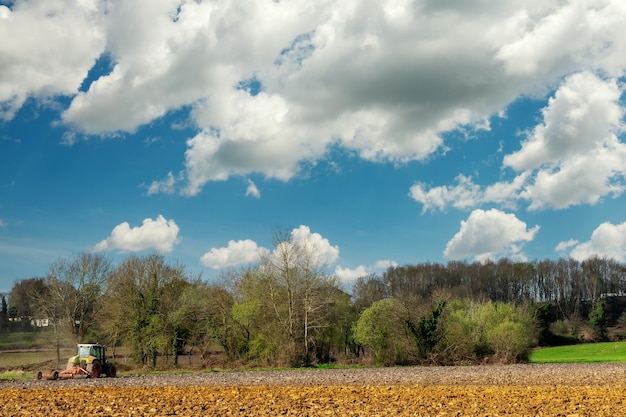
[1,0,626,293]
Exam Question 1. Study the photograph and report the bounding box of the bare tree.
[47,253,111,342]
[259,228,341,366]
[352,274,386,312]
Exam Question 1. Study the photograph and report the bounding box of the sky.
[1,0,626,293]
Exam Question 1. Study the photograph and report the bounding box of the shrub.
[441,300,535,363]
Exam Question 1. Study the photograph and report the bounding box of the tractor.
[36,343,117,380]
[67,343,117,378]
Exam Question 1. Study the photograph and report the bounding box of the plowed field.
[2,364,626,416]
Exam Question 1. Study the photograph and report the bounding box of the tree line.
[4,233,626,367]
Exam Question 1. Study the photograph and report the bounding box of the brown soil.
[1,363,626,416]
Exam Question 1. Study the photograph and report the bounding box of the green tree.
[230,268,295,365]
[228,269,288,364]
[405,300,446,360]
[315,289,355,362]
[8,277,48,320]
[589,300,607,341]
[231,298,261,357]
[353,298,415,365]
[171,280,234,365]
[100,253,190,367]
[0,295,8,331]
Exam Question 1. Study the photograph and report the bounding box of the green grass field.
[528,341,626,363]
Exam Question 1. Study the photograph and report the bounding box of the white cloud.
[289,225,340,266]
[93,215,180,253]
[504,73,624,171]
[444,209,539,262]
[200,239,265,269]
[0,219,5,228]
[245,179,261,199]
[181,124,317,196]
[3,1,626,198]
[0,0,106,120]
[411,72,626,213]
[495,0,626,78]
[334,265,370,282]
[513,73,626,211]
[335,259,398,283]
[521,146,626,211]
[409,173,528,213]
[146,171,178,196]
[201,225,339,270]
[409,175,483,213]
[560,222,626,262]
[555,239,579,253]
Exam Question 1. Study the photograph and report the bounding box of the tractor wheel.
[107,363,117,378]
[87,360,102,378]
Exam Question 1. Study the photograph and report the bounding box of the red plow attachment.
[36,365,93,380]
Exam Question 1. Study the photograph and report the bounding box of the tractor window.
[78,345,102,358]
[92,346,101,358]
[78,346,91,358]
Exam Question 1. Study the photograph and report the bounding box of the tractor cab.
[77,344,104,363]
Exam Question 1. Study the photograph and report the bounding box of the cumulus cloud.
[511,73,626,211]
[0,218,5,228]
[521,146,626,211]
[558,222,626,262]
[93,215,180,253]
[289,225,340,266]
[334,265,370,283]
[3,1,626,200]
[201,225,339,270]
[444,209,539,262]
[0,0,105,120]
[200,239,265,269]
[335,259,398,283]
[504,72,624,170]
[411,72,626,213]
[495,0,626,78]
[181,101,327,195]
[409,173,528,213]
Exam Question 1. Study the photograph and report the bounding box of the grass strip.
[529,341,626,363]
